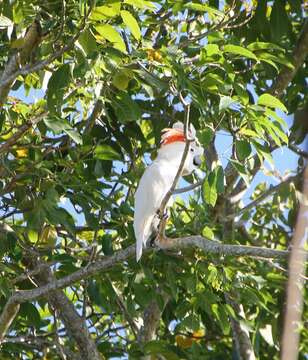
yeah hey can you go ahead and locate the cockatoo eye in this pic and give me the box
[190,148,194,152]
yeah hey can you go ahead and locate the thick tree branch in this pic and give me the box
[138,289,170,359]
[0,302,20,343]
[281,164,308,360]
[0,239,292,343]
[225,293,256,360]
[270,19,308,97]
[0,20,42,106]
[32,257,102,360]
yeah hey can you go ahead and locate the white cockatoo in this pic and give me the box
[134,121,203,261]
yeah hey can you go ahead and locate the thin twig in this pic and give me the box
[224,172,302,221]
[0,112,47,155]
[173,180,203,194]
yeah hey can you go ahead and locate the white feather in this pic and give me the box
[134,161,171,261]
[134,124,203,261]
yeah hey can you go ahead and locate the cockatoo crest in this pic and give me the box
[160,122,196,146]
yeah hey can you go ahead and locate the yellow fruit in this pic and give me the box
[146,48,163,62]
[16,148,28,158]
[175,329,205,348]
[192,328,205,342]
[175,335,193,349]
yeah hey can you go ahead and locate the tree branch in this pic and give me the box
[138,289,169,343]
[0,301,20,343]
[0,3,92,106]
[173,180,203,194]
[225,293,256,360]
[138,288,170,359]
[224,172,301,221]
[269,19,308,97]
[33,258,102,360]
[0,20,42,106]
[281,164,308,360]
[0,112,47,155]
[288,143,308,158]
[0,238,294,343]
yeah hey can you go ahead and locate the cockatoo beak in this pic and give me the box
[193,155,202,166]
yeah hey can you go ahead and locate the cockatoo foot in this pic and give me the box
[156,209,169,221]
[147,232,158,248]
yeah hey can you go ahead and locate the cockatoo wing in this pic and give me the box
[134,162,167,261]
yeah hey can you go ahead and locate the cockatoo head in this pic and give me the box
[158,121,203,175]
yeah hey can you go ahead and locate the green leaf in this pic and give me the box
[95,24,126,53]
[202,174,217,207]
[78,29,98,55]
[257,93,287,113]
[44,117,67,132]
[270,0,290,42]
[257,52,294,69]
[239,127,259,138]
[94,145,122,161]
[230,160,250,187]
[120,10,141,41]
[91,5,119,19]
[45,206,76,234]
[44,117,82,144]
[112,92,141,122]
[247,42,284,52]
[202,73,224,93]
[198,127,214,147]
[47,64,71,111]
[236,140,252,161]
[264,108,287,128]
[234,83,249,106]
[26,201,46,230]
[112,71,130,90]
[21,303,41,328]
[124,0,156,9]
[47,64,71,93]
[63,128,82,145]
[224,44,258,61]
[184,3,223,17]
[252,141,274,166]
[216,166,225,194]
[202,226,214,240]
[204,44,220,56]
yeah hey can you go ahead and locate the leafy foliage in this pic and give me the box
[0,0,307,359]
